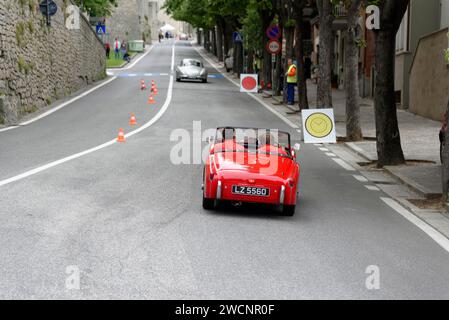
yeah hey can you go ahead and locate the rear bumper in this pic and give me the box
[205,179,297,206]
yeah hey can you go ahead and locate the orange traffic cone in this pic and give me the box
[140,79,146,90]
[117,128,126,142]
[129,113,137,125]
[147,95,155,104]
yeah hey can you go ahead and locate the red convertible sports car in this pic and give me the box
[202,127,300,216]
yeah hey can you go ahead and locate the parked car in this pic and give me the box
[202,127,300,216]
[176,59,208,83]
[179,33,188,40]
[224,48,233,72]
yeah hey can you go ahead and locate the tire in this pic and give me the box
[202,79,207,83]
[202,196,215,210]
[176,78,181,82]
[282,205,296,216]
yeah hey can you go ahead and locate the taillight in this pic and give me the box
[288,179,295,187]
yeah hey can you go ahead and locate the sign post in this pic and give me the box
[301,109,337,144]
[266,39,281,92]
[39,0,58,26]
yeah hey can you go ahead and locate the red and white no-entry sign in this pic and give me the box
[266,39,281,55]
[240,74,258,93]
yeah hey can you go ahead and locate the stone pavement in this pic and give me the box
[270,80,443,200]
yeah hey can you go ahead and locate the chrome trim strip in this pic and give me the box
[217,181,222,200]
[280,185,285,205]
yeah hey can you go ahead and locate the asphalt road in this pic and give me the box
[1,40,449,299]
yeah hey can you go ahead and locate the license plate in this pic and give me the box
[232,185,270,197]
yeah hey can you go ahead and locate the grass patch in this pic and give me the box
[106,51,137,68]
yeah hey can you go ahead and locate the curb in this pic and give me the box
[344,141,375,162]
[384,166,442,200]
[343,141,442,200]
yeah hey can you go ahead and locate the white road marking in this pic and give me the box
[381,197,449,252]
[171,41,176,72]
[365,185,380,191]
[193,44,299,130]
[0,126,19,133]
[325,152,336,157]
[332,158,356,171]
[19,76,117,126]
[0,44,176,188]
[314,144,322,147]
[319,147,329,152]
[353,175,369,183]
[0,47,158,131]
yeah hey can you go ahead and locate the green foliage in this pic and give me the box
[241,1,263,51]
[15,22,26,48]
[17,56,35,74]
[27,20,34,33]
[73,0,117,17]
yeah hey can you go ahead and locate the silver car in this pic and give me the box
[176,59,208,83]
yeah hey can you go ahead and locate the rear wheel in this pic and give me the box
[202,196,215,210]
[176,78,181,82]
[202,78,207,83]
[282,205,296,216]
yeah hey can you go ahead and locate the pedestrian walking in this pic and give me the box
[105,42,111,59]
[114,38,121,60]
[286,58,297,105]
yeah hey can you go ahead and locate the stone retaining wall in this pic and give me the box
[0,0,106,124]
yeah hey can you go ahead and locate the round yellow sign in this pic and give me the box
[305,113,333,138]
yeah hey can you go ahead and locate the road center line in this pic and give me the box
[0,44,176,188]
[381,197,449,252]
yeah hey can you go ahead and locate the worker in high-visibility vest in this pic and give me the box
[286,58,297,105]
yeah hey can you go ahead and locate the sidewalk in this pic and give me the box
[272,81,443,200]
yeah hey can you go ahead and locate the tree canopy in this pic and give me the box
[73,0,117,17]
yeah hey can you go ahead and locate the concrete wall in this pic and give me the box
[441,0,449,29]
[395,0,442,109]
[0,0,106,125]
[409,28,449,121]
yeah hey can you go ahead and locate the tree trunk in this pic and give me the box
[316,0,334,108]
[283,26,294,104]
[248,49,254,74]
[211,27,217,56]
[260,9,275,89]
[197,29,202,46]
[295,8,309,110]
[345,0,363,141]
[273,19,283,96]
[374,28,405,166]
[442,100,449,202]
[216,22,224,62]
[373,0,408,167]
[235,41,244,77]
[204,29,209,50]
